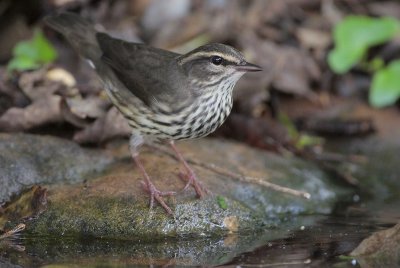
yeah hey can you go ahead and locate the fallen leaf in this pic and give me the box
[46,67,76,87]
[239,32,320,97]
[65,96,110,119]
[0,186,47,230]
[0,94,63,132]
[74,107,131,143]
[296,27,331,51]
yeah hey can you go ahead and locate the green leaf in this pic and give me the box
[295,134,323,150]
[7,28,57,72]
[337,255,356,261]
[33,29,57,63]
[328,45,365,74]
[216,196,228,210]
[278,113,323,150]
[368,57,385,72]
[370,60,400,108]
[329,16,400,74]
[278,113,298,139]
[7,56,40,72]
[13,41,39,60]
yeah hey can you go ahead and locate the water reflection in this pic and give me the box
[1,213,398,267]
[224,215,397,267]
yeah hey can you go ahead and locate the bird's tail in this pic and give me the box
[44,12,102,62]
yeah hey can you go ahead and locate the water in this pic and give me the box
[1,209,397,267]
[225,215,397,267]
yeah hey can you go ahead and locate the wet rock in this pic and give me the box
[11,138,351,239]
[0,133,114,203]
[351,222,400,267]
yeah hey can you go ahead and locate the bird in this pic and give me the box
[45,12,262,214]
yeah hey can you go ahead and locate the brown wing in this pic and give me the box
[97,33,194,109]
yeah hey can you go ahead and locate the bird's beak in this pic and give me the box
[235,61,262,72]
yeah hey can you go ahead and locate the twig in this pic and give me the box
[147,144,311,200]
[0,223,25,240]
[235,258,311,267]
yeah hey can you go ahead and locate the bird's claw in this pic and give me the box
[140,180,175,215]
[178,170,209,198]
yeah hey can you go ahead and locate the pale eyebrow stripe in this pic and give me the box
[179,51,239,65]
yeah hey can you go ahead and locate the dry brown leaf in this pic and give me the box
[0,186,47,231]
[18,68,56,100]
[0,95,63,132]
[296,28,331,51]
[239,33,320,97]
[46,67,77,88]
[0,65,113,131]
[65,96,109,119]
[217,113,289,152]
[74,107,131,143]
[369,1,400,19]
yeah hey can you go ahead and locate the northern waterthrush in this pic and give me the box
[45,12,262,214]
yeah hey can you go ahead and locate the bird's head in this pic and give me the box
[177,43,262,91]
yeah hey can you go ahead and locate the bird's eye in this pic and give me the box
[211,56,223,65]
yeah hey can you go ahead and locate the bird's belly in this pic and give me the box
[177,109,230,140]
[166,93,233,140]
[131,98,232,141]
[105,83,233,141]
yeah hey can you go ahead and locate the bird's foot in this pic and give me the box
[141,180,175,215]
[169,140,209,198]
[133,153,175,215]
[178,168,209,198]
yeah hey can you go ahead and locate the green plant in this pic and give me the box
[278,113,323,150]
[7,29,57,72]
[216,196,228,210]
[328,16,400,108]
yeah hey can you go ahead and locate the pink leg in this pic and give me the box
[169,141,208,198]
[133,155,175,214]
